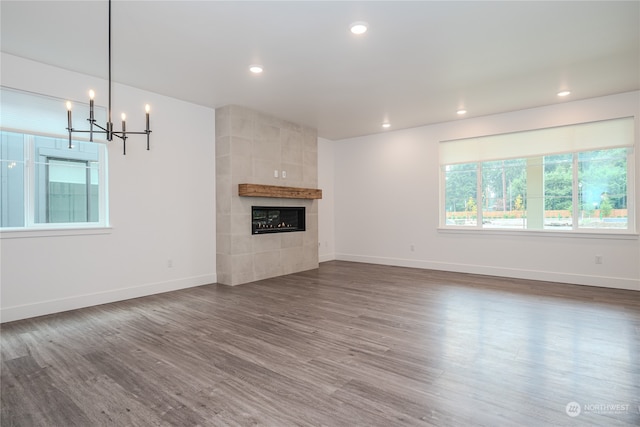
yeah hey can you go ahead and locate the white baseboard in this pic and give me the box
[1,274,217,323]
[335,253,640,291]
[319,253,336,263]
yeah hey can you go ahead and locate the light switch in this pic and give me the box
[274,170,279,178]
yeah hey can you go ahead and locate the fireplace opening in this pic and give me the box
[252,206,306,235]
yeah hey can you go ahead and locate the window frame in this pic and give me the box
[0,131,110,236]
[439,126,636,236]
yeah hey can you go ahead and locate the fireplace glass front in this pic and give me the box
[252,206,306,235]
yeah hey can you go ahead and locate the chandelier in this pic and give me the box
[65,0,150,155]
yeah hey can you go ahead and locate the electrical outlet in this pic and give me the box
[282,170,287,179]
[595,255,603,264]
[167,259,173,268]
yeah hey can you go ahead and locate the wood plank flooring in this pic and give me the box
[2,261,639,426]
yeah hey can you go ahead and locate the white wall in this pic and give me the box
[332,92,640,291]
[318,137,335,262]
[0,54,217,322]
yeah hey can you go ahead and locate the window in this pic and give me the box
[440,118,635,233]
[0,87,108,230]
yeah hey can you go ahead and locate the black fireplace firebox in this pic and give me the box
[252,206,306,235]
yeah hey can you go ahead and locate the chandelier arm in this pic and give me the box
[112,131,149,136]
[68,130,106,135]
[90,121,109,133]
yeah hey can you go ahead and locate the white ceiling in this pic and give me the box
[1,1,639,140]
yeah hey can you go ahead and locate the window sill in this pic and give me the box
[0,226,112,239]
[437,227,638,240]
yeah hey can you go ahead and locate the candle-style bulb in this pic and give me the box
[121,113,126,121]
[66,101,72,111]
[88,90,95,123]
[145,104,150,113]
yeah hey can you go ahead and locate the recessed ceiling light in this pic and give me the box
[382,123,391,129]
[557,90,571,97]
[350,21,368,35]
[457,109,467,115]
[249,65,263,74]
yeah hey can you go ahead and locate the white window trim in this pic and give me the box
[437,227,639,240]
[0,226,113,239]
[1,133,110,233]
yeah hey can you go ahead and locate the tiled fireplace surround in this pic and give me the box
[215,106,319,286]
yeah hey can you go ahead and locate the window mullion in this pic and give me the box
[572,153,579,230]
[24,135,35,227]
[477,163,483,228]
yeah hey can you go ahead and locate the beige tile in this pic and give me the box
[216,272,231,285]
[282,129,303,164]
[216,194,231,215]
[281,247,305,273]
[231,154,253,178]
[254,121,281,140]
[302,150,317,167]
[282,119,303,133]
[216,135,231,157]
[231,174,254,187]
[231,253,254,273]
[230,116,254,139]
[228,105,255,119]
[231,269,255,286]
[303,127,318,151]
[253,158,281,183]
[215,105,232,117]
[216,174,232,194]
[254,251,281,276]
[216,233,231,255]
[254,110,285,130]
[216,185,231,208]
[253,234,281,252]
[281,163,303,185]
[307,201,319,214]
[216,253,231,275]
[231,235,253,255]
[231,196,253,215]
[215,109,230,138]
[216,214,230,235]
[304,214,318,233]
[281,232,303,249]
[303,243,319,267]
[216,154,231,177]
[302,163,318,186]
[230,136,252,156]
[303,219,318,247]
[252,138,281,162]
[231,213,251,235]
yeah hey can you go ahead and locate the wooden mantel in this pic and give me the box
[238,184,322,200]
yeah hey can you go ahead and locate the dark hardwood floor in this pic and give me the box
[2,261,639,426]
